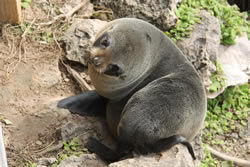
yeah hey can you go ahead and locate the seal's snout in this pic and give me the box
[91,56,102,67]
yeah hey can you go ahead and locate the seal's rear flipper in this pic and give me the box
[85,137,133,162]
[57,90,107,117]
[85,137,120,162]
[148,135,196,160]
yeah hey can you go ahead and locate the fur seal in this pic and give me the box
[58,18,207,162]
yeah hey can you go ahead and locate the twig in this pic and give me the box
[207,145,250,167]
[38,0,88,26]
[61,60,93,91]
[36,141,63,155]
[94,10,113,14]
[93,6,112,10]
[6,18,36,75]
[22,18,36,39]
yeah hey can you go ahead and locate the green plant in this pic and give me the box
[21,0,32,9]
[203,83,249,143]
[165,2,200,43]
[52,138,87,166]
[201,84,248,166]
[194,0,249,45]
[201,143,234,167]
[200,144,218,167]
[25,162,37,167]
[208,61,226,93]
[166,0,250,45]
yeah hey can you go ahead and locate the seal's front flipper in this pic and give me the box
[57,90,107,117]
[147,135,196,160]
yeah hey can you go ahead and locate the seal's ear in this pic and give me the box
[145,33,152,42]
[93,33,110,49]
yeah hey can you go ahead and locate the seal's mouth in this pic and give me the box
[89,54,124,78]
[103,64,124,77]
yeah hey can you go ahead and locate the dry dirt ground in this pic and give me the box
[0,31,80,166]
[0,1,87,166]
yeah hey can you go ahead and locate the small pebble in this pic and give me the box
[64,78,70,82]
[36,140,43,146]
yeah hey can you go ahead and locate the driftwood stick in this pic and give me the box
[207,145,250,167]
[61,61,92,91]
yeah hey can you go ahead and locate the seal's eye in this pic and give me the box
[93,32,110,49]
[100,38,110,48]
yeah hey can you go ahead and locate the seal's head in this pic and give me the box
[89,31,125,78]
[88,19,160,100]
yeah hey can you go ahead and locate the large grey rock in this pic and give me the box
[177,10,221,90]
[60,0,93,17]
[218,34,250,87]
[58,154,106,167]
[109,133,202,167]
[37,157,57,166]
[60,19,107,66]
[58,117,202,167]
[109,145,194,167]
[57,118,203,167]
[94,0,181,30]
[60,117,116,149]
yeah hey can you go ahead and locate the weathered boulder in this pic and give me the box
[37,157,57,167]
[218,34,250,87]
[57,116,203,167]
[93,0,181,30]
[58,154,106,167]
[177,10,221,90]
[60,0,93,18]
[60,118,115,149]
[108,145,194,167]
[60,19,107,66]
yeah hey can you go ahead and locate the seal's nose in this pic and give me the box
[91,56,101,67]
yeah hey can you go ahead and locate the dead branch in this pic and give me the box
[37,141,63,155]
[207,145,250,167]
[22,18,36,39]
[61,60,93,91]
[94,10,113,14]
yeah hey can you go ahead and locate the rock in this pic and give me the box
[60,0,93,18]
[107,134,203,167]
[59,119,203,167]
[177,10,221,90]
[55,137,202,167]
[58,154,106,167]
[60,117,116,149]
[34,99,71,121]
[60,19,107,66]
[218,34,250,87]
[109,145,195,167]
[37,157,57,166]
[35,140,43,146]
[94,0,181,30]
